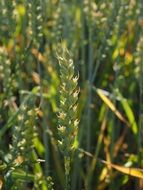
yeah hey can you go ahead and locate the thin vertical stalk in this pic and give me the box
[86,26,93,160]
[37,50,50,179]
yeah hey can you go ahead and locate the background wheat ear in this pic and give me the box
[56,46,80,190]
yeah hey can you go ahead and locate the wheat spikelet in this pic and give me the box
[57,46,79,189]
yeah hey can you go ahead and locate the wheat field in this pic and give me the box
[0,1,143,190]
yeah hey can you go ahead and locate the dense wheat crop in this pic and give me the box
[0,0,143,190]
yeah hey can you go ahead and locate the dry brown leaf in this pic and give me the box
[101,159,143,179]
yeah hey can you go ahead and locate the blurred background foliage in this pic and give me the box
[0,0,143,189]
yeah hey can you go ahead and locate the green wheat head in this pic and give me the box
[11,105,37,164]
[57,46,79,188]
